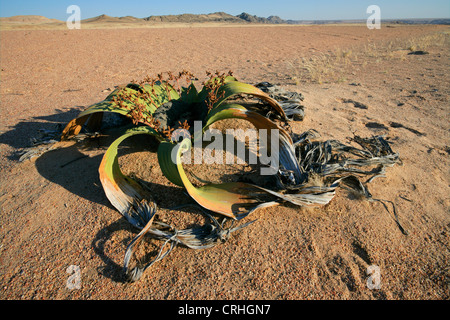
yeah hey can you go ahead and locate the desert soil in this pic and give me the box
[0,24,449,300]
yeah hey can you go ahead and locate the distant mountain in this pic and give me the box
[80,11,288,24]
[237,12,285,24]
[81,14,119,23]
[144,12,242,23]
[0,15,62,24]
[2,12,449,27]
[81,14,142,23]
[79,13,450,26]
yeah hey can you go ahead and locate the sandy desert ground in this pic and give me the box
[0,23,449,300]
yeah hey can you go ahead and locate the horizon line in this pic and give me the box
[1,12,449,22]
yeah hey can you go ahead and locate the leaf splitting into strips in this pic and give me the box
[146,208,259,250]
[97,126,169,282]
[174,138,280,220]
[99,126,259,282]
[203,103,304,185]
[124,208,259,282]
[98,126,163,228]
[254,184,338,207]
[173,135,338,211]
[123,205,173,282]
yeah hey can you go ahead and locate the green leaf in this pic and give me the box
[173,138,280,220]
[202,103,303,184]
[61,82,178,140]
[212,81,287,120]
[157,141,183,187]
[196,75,237,102]
[179,82,198,105]
[98,126,163,227]
[203,103,248,130]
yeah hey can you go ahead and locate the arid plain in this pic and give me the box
[0,21,449,299]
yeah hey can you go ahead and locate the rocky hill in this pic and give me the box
[144,12,243,23]
[79,11,288,24]
[0,15,62,24]
[81,14,142,23]
[236,12,285,24]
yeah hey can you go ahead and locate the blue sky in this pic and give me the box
[1,0,449,20]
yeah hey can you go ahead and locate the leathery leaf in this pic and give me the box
[211,81,288,120]
[203,103,304,185]
[98,126,163,228]
[61,82,179,140]
[174,138,280,220]
[157,141,183,187]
